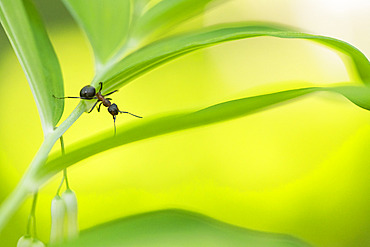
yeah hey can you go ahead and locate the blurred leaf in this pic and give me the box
[96,23,370,93]
[38,85,370,180]
[52,209,312,247]
[0,0,64,134]
[131,0,226,42]
[62,0,132,66]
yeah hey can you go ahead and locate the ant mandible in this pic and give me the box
[54,82,142,135]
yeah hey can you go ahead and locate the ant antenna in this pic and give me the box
[118,111,143,118]
[52,95,93,100]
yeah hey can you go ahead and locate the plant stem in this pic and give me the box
[55,175,64,196]
[64,169,70,189]
[0,183,28,233]
[26,192,38,237]
[32,193,38,238]
[60,136,70,189]
[56,136,69,195]
[0,102,86,233]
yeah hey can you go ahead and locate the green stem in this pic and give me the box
[60,135,66,156]
[64,168,70,189]
[0,102,86,233]
[0,184,28,234]
[55,175,64,196]
[26,192,38,237]
[32,193,37,238]
[56,136,69,196]
[60,136,70,189]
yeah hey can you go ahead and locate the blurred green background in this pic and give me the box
[0,0,369,246]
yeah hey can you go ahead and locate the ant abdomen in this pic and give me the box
[80,85,96,99]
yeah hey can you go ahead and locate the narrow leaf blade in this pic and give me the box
[97,24,370,93]
[52,209,311,247]
[0,0,64,133]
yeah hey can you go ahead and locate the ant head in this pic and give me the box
[108,103,119,116]
[80,85,96,98]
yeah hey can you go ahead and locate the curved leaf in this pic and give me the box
[37,85,370,180]
[62,0,132,66]
[327,86,370,110]
[95,23,370,93]
[0,0,64,134]
[52,209,312,247]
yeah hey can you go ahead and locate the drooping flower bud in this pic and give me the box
[61,189,79,239]
[17,236,32,247]
[31,239,46,247]
[50,195,65,244]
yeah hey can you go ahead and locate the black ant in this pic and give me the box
[54,82,142,135]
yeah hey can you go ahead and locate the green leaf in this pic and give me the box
[52,209,312,247]
[0,0,64,134]
[61,0,132,66]
[96,23,370,93]
[131,0,226,42]
[326,86,370,110]
[37,85,370,180]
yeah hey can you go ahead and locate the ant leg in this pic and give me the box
[88,101,99,113]
[53,95,97,100]
[103,90,118,97]
[97,102,103,112]
[113,115,117,136]
[119,111,143,118]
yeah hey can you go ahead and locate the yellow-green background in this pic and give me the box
[0,0,369,246]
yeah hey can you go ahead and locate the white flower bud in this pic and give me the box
[17,236,32,247]
[50,195,65,244]
[61,189,79,240]
[31,239,45,247]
